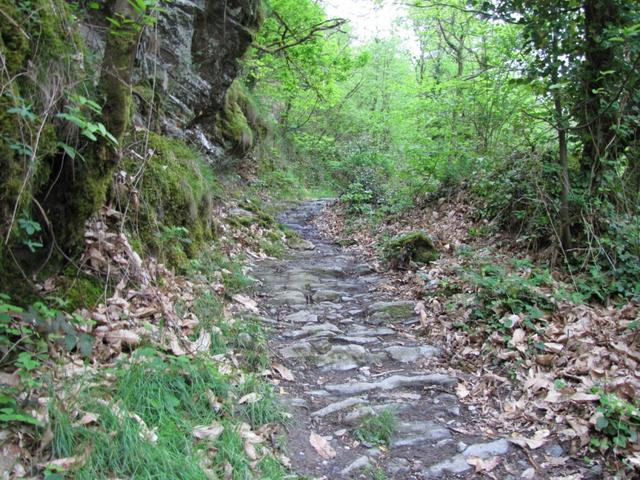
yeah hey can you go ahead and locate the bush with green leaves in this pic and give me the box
[575,210,640,301]
[332,149,393,214]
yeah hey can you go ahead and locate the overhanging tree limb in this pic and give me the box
[253,16,347,55]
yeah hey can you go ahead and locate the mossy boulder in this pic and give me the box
[383,231,439,269]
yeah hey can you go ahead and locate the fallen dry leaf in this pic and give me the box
[309,431,336,459]
[232,294,259,313]
[456,382,470,399]
[272,364,295,381]
[76,412,99,426]
[105,329,140,348]
[238,392,261,404]
[467,455,501,472]
[41,445,91,471]
[509,429,550,449]
[193,422,224,442]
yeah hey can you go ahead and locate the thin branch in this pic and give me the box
[254,17,347,55]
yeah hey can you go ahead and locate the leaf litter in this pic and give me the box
[315,196,640,477]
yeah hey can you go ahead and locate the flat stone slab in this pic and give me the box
[283,322,343,339]
[422,439,510,478]
[317,345,368,371]
[313,290,343,302]
[311,396,368,418]
[368,300,415,321]
[325,374,456,395]
[334,335,378,345]
[347,327,396,336]
[385,345,442,362]
[272,291,307,306]
[279,341,314,359]
[285,311,318,323]
[391,421,451,447]
[340,455,370,477]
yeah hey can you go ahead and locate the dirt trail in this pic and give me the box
[251,201,546,479]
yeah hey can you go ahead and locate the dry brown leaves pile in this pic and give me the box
[315,197,640,473]
[36,201,286,361]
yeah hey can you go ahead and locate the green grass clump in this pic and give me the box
[188,247,253,293]
[353,410,396,446]
[235,375,289,428]
[43,313,293,480]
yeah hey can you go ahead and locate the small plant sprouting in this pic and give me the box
[590,388,640,453]
[353,410,396,446]
[56,94,118,145]
[18,215,43,252]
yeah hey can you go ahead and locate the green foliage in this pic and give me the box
[0,294,94,365]
[353,410,396,446]
[0,0,80,248]
[363,467,389,480]
[188,247,253,294]
[471,156,558,247]
[56,94,118,144]
[0,393,41,426]
[342,181,374,215]
[57,267,110,311]
[590,388,640,453]
[217,80,263,155]
[123,133,219,265]
[235,375,288,427]
[17,215,43,252]
[42,343,291,479]
[462,260,555,334]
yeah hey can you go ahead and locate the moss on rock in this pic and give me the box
[383,230,439,269]
[0,0,79,240]
[123,133,220,265]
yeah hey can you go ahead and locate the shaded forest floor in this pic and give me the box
[249,199,598,479]
[1,194,637,479]
[307,195,639,478]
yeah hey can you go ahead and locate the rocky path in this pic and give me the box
[251,201,528,479]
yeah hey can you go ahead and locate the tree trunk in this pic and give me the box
[100,0,138,159]
[557,99,571,251]
[552,33,571,251]
[579,0,620,192]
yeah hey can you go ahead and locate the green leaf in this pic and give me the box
[613,435,627,448]
[0,408,41,426]
[57,142,77,159]
[77,334,94,357]
[595,415,609,431]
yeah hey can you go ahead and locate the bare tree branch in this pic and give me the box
[254,16,348,55]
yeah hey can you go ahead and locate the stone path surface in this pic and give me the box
[250,201,540,479]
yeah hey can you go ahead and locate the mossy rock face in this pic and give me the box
[121,132,220,264]
[216,80,255,154]
[0,0,81,242]
[58,268,112,311]
[383,231,439,269]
